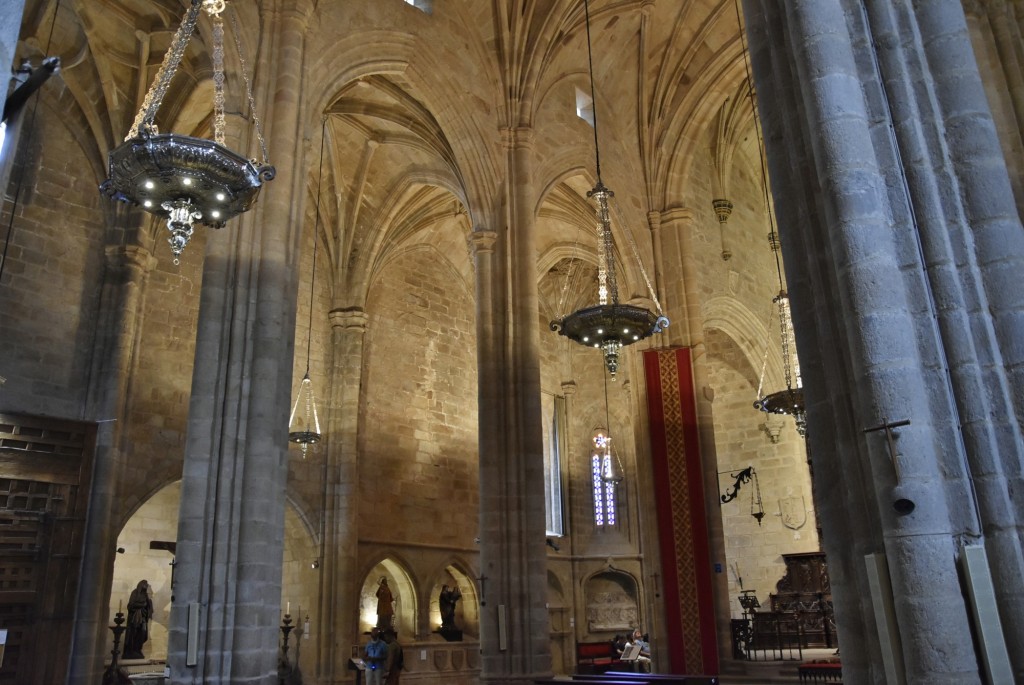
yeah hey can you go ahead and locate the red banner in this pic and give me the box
[643,348,718,675]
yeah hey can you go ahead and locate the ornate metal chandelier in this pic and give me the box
[550,0,668,378]
[754,288,806,436]
[100,0,274,264]
[736,10,806,436]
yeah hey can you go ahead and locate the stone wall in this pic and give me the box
[361,244,478,546]
[0,104,106,418]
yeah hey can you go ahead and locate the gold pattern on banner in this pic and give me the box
[657,350,704,672]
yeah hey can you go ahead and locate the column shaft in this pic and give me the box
[68,240,157,685]
[319,307,368,684]
[166,2,313,683]
[476,125,552,685]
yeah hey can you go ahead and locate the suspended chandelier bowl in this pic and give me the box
[102,132,274,259]
[754,387,807,437]
[99,0,273,263]
[288,430,322,446]
[754,387,804,416]
[552,303,668,375]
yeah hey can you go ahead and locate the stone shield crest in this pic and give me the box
[779,496,807,530]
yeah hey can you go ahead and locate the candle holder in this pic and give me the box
[278,613,295,684]
[101,611,129,685]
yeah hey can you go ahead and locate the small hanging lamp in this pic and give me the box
[550,0,668,378]
[593,427,623,484]
[100,0,274,264]
[598,363,625,483]
[288,121,328,457]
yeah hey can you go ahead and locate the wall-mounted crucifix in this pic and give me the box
[862,418,911,482]
[150,540,177,600]
[477,574,488,607]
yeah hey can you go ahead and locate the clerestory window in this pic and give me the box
[403,0,433,14]
[591,428,617,526]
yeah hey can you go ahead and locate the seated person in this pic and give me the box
[611,634,628,658]
[628,629,652,672]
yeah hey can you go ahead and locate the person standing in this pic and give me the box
[123,580,153,659]
[376,577,395,629]
[383,628,403,685]
[363,627,387,685]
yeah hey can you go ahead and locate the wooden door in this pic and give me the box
[0,413,95,685]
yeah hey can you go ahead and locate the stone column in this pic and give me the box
[743,0,1024,681]
[166,1,314,683]
[867,2,1024,673]
[475,128,551,685]
[319,306,368,684]
[68,238,157,685]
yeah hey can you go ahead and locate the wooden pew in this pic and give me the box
[536,679,645,685]
[583,673,719,685]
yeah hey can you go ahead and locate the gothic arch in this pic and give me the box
[581,568,641,637]
[359,557,418,638]
[703,294,783,391]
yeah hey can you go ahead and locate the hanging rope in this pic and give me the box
[583,0,603,182]
[305,118,328,377]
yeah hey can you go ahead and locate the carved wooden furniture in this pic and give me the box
[0,413,96,685]
[750,552,835,655]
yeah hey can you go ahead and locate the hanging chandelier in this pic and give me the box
[754,288,806,436]
[736,12,805,435]
[288,121,327,457]
[100,0,274,264]
[550,0,668,378]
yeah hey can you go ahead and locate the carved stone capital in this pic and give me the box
[104,244,157,276]
[468,230,498,256]
[646,210,662,233]
[560,380,578,396]
[329,307,369,332]
[500,126,534,150]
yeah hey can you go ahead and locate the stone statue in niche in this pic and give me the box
[439,583,464,641]
[123,580,153,659]
[376,577,395,629]
[439,584,462,630]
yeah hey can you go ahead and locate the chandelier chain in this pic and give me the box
[754,301,775,400]
[128,0,204,139]
[306,119,328,374]
[211,14,226,146]
[230,10,270,164]
[609,200,664,315]
[555,226,583,318]
[776,293,795,389]
[594,189,616,305]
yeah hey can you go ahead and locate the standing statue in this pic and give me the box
[439,584,462,631]
[376,577,395,629]
[123,580,153,659]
